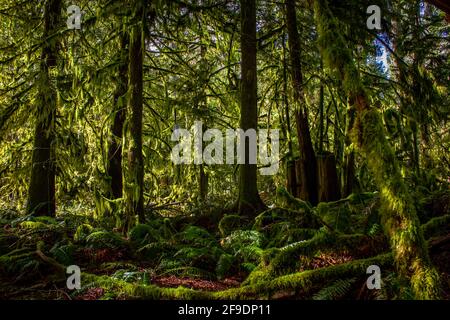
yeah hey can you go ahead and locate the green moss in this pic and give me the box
[74,224,94,242]
[356,109,440,298]
[33,216,58,225]
[19,221,48,230]
[218,214,244,237]
[313,0,441,299]
[316,202,352,233]
[128,224,158,245]
[81,272,212,300]
[85,231,127,249]
[276,187,312,212]
[411,265,441,300]
[80,253,393,300]
[215,253,393,299]
[421,214,450,239]
[0,249,39,277]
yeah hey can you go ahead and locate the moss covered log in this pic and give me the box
[80,253,393,300]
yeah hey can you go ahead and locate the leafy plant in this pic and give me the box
[313,278,357,300]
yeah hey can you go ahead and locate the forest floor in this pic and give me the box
[0,188,449,300]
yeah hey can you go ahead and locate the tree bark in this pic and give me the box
[237,0,265,216]
[125,1,145,226]
[285,0,318,205]
[317,152,340,202]
[27,0,61,217]
[107,31,129,200]
[343,106,358,197]
[282,33,297,196]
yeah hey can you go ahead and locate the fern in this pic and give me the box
[158,266,215,280]
[112,269,150,284]
[74,224,94,242]
[216,253,235,279]
[177,226,217,247]
[0,250,40,279]
[313,278,357,300]
[240,262,257,272]
[221,230,264,254]
[137,242,175,260]
[50,243,76,266]
[235,245,263,263]
[367,223,382,236]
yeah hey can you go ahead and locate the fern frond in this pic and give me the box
[312,278,357,300]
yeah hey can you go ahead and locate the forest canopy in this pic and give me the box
[0,0,449,301]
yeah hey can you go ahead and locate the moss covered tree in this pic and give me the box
[124,0,145,227]
[27,0,62,216]
[313,0,440,299]
[107,28,129,200]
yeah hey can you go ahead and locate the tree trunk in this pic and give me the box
[237,0,265,216]
[125,1,145,227]
[314,0,440,299]
[343,106,358,197]
[198,44,209,201]
[27,0,61,217]
[317,152,340,202]
[286,159,297,197]
[107,31,129,200]
[281,33,297,196]
[285,0,318,205]
[199,164,208,201]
